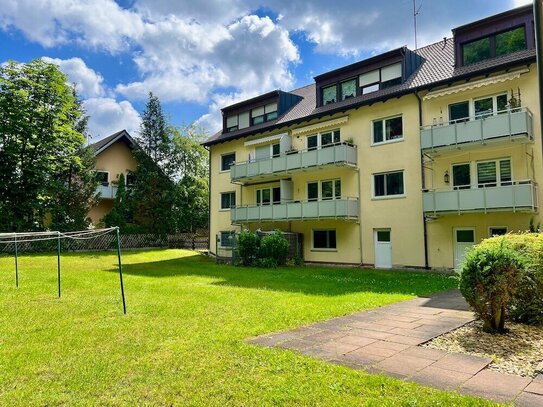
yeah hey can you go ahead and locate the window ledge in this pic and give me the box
[311,249,338,252]
[371,195,406,201]
[219,170,231,174]
[371,138,405,147]
[219,209,231,212]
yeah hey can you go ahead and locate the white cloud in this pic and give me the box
[41,56,106,98]
[512,0,532,7]
[83,98,141,141]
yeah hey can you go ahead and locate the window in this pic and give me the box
[359,63,402,95]
[476,158,512,188]
[307,129,340,150]
[474,94,508,118]
[226,115,238,132]
[452,163,471,189]
[374,171,404,197]
[220,192,236,210]
[449,101,470,123]
[256,186,280,205]
[126,173,135,186]
[372,116,403,144]
[340,79,356,100]
[376,230,391,242]
[462,26,527,66]
[313,230,337,250]
[221,153,236,171]
[219,231,236,248]
[95,171,109,186]
[496,26,526,57]
[251,103,278,125]
[322,85,337,105]
[489,227,508,237]
[307,179,341,201]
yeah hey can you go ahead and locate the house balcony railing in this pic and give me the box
[97,184,118,199]
[231,197,359,224]
[420,107,533,153]
[422,180,538,216]
[230,142,357,184]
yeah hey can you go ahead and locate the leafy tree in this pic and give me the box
[0,59,94,231]
[129,93,177,234]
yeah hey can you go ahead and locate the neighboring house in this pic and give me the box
[204,4,543,270]
[88,130,138,225]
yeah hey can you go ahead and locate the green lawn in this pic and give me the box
[0,249,494,406]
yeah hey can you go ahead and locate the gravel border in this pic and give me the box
[423,320,543,377]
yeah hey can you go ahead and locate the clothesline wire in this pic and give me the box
[0,228,118,244]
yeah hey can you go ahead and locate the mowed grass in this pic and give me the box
[0,249,493,406]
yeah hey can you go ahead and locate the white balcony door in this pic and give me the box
[454,228,475,271]
[374,229,392,269]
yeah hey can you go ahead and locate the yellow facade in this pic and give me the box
[88,140,137,225]
[209,65,541,270]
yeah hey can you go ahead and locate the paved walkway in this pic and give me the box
[248,290,543,406]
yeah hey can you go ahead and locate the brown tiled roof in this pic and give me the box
[203,37,536,147]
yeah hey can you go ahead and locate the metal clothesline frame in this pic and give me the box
[0,227,126,314]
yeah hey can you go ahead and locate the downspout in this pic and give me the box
[357,168,363,266]
[535,0,543,153]
[204,145,213,256]
[415,91,430,270]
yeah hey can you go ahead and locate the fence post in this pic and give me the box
[57,231,61,298]
[14,234,19,288]
[116,227,127,314]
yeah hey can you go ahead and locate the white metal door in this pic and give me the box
[374,229,392,269]
[454,228,476,271]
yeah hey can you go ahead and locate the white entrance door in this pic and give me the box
[454,228,476,271]
[374,229,392,269]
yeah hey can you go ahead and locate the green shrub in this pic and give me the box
[237,230,259,266]
[255,257,277,268]
[260,230,289,266]
[459,240,524,333]
[481,233,543,326]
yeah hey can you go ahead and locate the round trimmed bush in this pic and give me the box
[459,240,524,333]
[237,230,259,266]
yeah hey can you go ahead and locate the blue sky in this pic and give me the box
[0,0,531,141]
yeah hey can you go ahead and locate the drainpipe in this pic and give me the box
[416,92,430,270]
[204,145,213,256]
[535,0,543,153]
[357,168,363,266]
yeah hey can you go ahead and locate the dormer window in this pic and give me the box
[462,26,526,66]
[322,85,337,105]
[359,62,402,95]
[251,103,278,125]
[340,79,356,100]
[226,112,250,132]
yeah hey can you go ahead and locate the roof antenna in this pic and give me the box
[413,0,423,50]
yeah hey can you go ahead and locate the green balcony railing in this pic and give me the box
[423,180,538,215]
[231,142,357,183]
[420,108,533,152]
[231,197,359,224]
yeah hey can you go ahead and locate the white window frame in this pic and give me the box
[220,152,236,173]
[371,114,404,146]
[489,226,508,237]
[372,170,405,199]
[256,185,281,206]
[312,229,337,251]
[476,157,512,188]
[307,178,341,201]
[220,191,236,211]
[306,129,341,149]
[447,91,509,123]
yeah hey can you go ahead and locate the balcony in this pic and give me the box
[420,108,533,154]
[423,180,538,216]
[231,197,359,224]
[97,184,118,199]
[231,142,357,184]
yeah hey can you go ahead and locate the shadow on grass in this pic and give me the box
[113,253,457,298]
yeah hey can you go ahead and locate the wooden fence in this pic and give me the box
[0,233,209,253]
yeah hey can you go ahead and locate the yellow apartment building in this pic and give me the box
[204,4,542,270]
[88,130,138,225]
